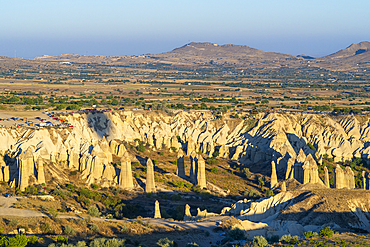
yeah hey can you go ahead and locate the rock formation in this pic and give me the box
[324,166,330,188]
[119,152,134,189]
[281,181,286,192]
[36,156,45,185]
[334,165,344,189]
[18,147,35,191]
[154,200,161,218]
[196,154,207,189]
[184,204,192,220]
[145,158,156,193]
[270,161,277,189]
[362,171,366,190]
[4,110,370,191]
[187,136,195,156]
[176,149,185,178]
[189,151,197,183]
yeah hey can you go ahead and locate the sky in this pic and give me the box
[1,0,369,59]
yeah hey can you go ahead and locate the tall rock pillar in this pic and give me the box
[324,166,330,188]
[187,136,195,156]
[334,165,344,189]
[119,152,134,189]
[145,158,156,193]
[270,161,277,189]
[18,147,34,191]
[36,156,46,185]
[196,154,207,189]
[190,151,197,183]
[176,149,185,178]
[362,171,366,190]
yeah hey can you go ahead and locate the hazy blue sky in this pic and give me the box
[1,0,369,58]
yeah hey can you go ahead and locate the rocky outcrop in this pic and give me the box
[3,111,370,190]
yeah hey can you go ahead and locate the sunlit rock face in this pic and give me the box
[1,110,370,190]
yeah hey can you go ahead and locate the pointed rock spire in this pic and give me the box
[119,152,134,189]
[270,161,277,189]
[324,166,330,188]
[145,158,156,193]
[196,154,207,189]
[154,200,161,218]
[176,149,185,178]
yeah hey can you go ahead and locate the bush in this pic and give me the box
[64,225,76,235]
[279,234,293,243]
[87,206,101,217]
[137,144,146,152]
[7,219,18,227]
[242,168,251,178]
[159,151,164,156]
[228,228,245,240]
[185,243,200,247]
[303,231,318,238]
[28,236,42,245]
[90,224,100,233]
[6,235,29,247]
[319,226,334,238]
[253,236,269,247]
[244,189,261,199]
[307,143,316,150]
[89,238,126,247]
[56,235,69,244]
[210,167,218,174]
[40,223,53,234]
[156,238,177,247]
[264,189,274,197]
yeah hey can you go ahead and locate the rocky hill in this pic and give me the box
[31,41,370,70]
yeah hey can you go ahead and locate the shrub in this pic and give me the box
[40,223,53,234]
[137,144,145,152]
[7,219,18,227]
[159,151,164,156]
[319,226,334,238]
[64,225,76,235]
[210,167,218,174]
[228,228,245,240]
[303,231,318,238]
[56,235,69,244]
[242,168,251,178]
[89,238,126,247]
[6,235,29,247]
[87,206,101,217]
[264,189,274,197]
[156,238,177,247]
[0,227,3,234]
[91,184,99,189]
[185,243,200,247]
[307,143,316,150]
[28,236,42,245]
[90,224,100,233]
[244,189,260,199]
[253,236,269,247]
[279,234,293,243]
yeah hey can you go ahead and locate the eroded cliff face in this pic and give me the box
[1,110,370,190]
[221,190,370,234]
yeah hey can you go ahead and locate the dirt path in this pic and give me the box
[0,196,47,217]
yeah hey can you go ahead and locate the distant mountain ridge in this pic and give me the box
[30,41,370,70]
